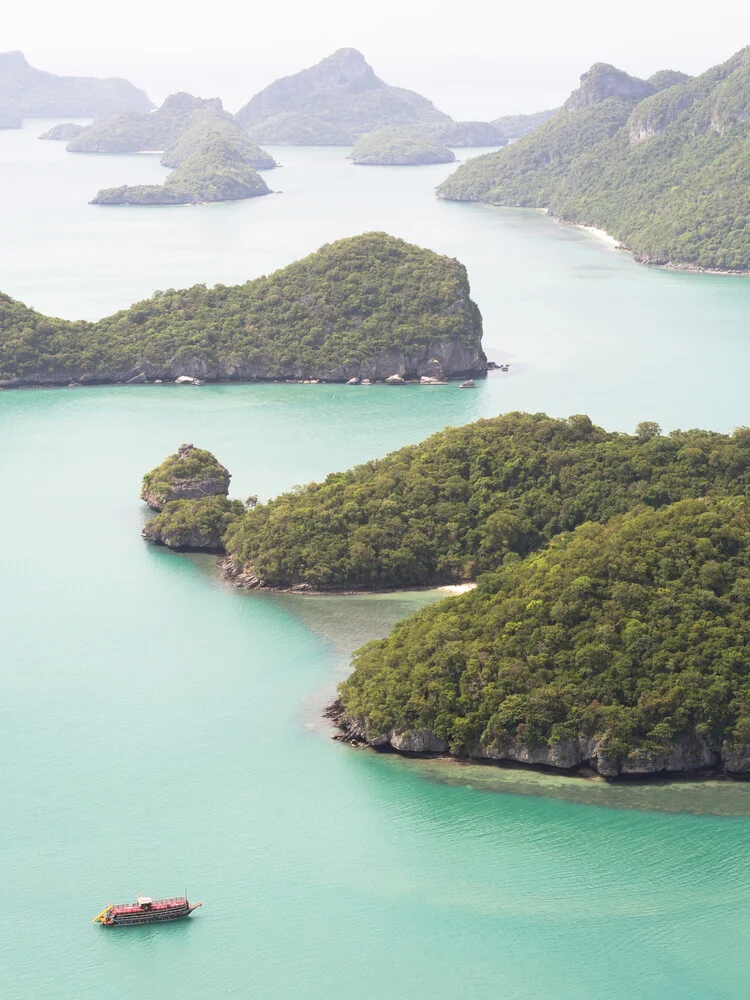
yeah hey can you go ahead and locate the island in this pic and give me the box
[235,47,449,143]
[0,49,152,116]
[332,494,750,778]
[0,232,486,386]
[350,127,456,165]
[135,411,750,779]
[91,119,272,205]
[141,443,231,510]
[38,122,87,140]
[490,108,557,140]
[160,117,275,170]
[67,92,228,153]
[438,48,750,272]
[415,121,507,147]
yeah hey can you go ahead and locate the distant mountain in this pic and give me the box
[236,48,448,143]
[490,109,556,140]
[438,49,750,271]
[0,50,151,117]
[245,111,352,145]
[67,93,226,153]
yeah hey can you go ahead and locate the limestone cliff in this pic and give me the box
[331,706,750,778]
[140,444,231,511]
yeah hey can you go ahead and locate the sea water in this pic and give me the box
[2,121,750,999]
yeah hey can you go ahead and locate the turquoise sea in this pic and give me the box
[2,121,750,999]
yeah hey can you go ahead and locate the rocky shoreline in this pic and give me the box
[1,366,494,391]
[327,700,750,779]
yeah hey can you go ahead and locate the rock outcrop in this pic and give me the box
[140,444,231,511]
[563,63,655,112]
[0,50,152,117]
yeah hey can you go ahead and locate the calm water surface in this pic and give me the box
[2,122,750,999]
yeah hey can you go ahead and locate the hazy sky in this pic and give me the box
[5,0,750,118]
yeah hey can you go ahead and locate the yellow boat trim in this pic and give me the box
[92,906,112,923]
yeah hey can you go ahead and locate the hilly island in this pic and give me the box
[0,233,485,386]
[139,412,750,779]
[438,47,750,271]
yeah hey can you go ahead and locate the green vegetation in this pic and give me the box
[38,122,86,140]
[339,497,750,769]
[351,127,455,165]
[67,93,225,153]
[0,233,484,385]
[412,121,506,147]
[236,48,448,143]
[490,109,556,140]
[223,412,750,590]
[439,48,750,270]
[143,496,245,550]
[141,444,230,510]
[161,118,275,170]
[92,123,271,205]
[246,111,352,145]
[0,49,151,116]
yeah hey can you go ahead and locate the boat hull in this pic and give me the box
[110,905,194,926]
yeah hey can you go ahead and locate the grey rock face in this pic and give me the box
[564,63,655,112]
[140,443,231,511]
[342,721,729,778]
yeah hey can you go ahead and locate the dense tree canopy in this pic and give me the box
[224,412,750,589]
[339,498,750,764]
[351,127,455,165]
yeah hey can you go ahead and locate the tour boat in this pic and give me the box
[93,894,202,926]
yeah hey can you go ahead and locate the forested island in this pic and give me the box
[0,233,485,386]
[235,48,449,143]
[92,118,272,205]
[137,411,750,778]
[38,122,86,140]
[0,50,151,116]
[351,127,456,165]
[438,47,750,271]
